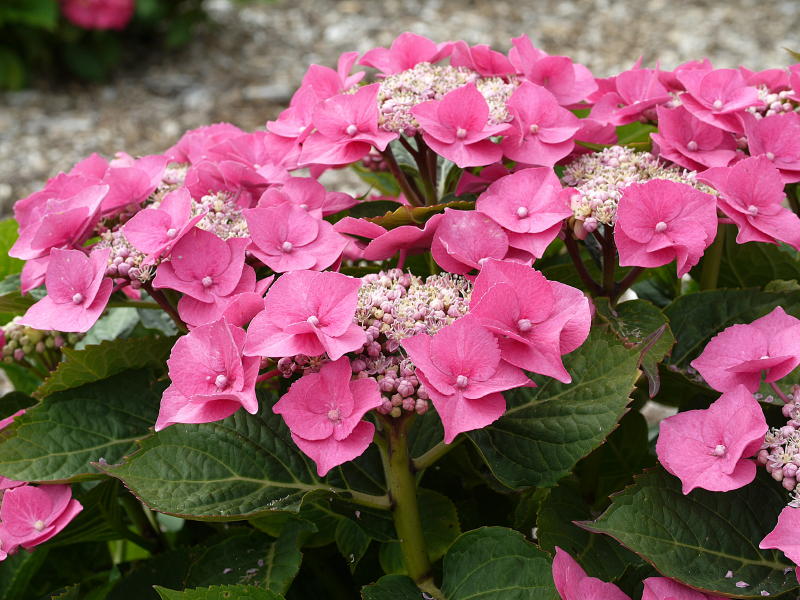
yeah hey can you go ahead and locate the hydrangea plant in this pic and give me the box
[1,31,800,599]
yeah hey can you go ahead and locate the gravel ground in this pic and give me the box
[1,0,798,212]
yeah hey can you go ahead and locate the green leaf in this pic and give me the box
[366,200,474,230]
[0,362,41,396]
[0,548,49,600]
[335,518,372,572]
[0,369,162,482]
[441,527,557,600]
[77,308,142,348]
[467,329,641,488]
[0,391,35,420]
[107,549,193,600]
[35,336,174,399]
[155,586,283,600]
[580,469,799,598]
[50,585,80,600]
[0,219,24,279]
[710,232,800,288]
[102,393,385,520]
[664,289,800,367]
[361,575,420,600]
[351,163,402,197]
[379,489,460,574]
[0,0,58,29]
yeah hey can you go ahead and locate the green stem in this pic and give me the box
[597,228,616,296]
[106,300,161,310]
[412,437,462,472]
[563,233,603,296]
[145,286,187,333]
[788,184,800,216]
[611,266,645,306]
[382,146,424,207]
[700,225,726,291]
[346,490,392,511]
[118,493,164,553]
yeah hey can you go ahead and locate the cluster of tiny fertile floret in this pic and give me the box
[746,87,798,119]
[376,62,517,136]
[562,145,713,229]
[95,229,152,287]
[2,318,81,369]
[190,192,249,240]
[758,385,800,505]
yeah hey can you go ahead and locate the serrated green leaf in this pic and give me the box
[580,469,798,598]
[50,585,80,600]
[336,518,371,572]
[712,233,800,288]
[0,391,35,420]
[107,549,193,600]
[351,163,402,197]
[365,200,473,230]
[0,369,161,482]
[77,308,141,348]
[0,547,49,600]
[35,336,174,398]
[155,585,283,600]
[467,329,640,489]
[361,575,420,600]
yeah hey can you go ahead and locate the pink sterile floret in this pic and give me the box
[411,83,506,168]
[205,130,295,183]
[431,209,518,274]
[614,179,718,277]
[401,314,531,444]
[449,41,515,77]
[0,484,83,559]
[590,67,671,126]
[642,577,727,600]
[700,156,800,249]
[257,177,356,218]
[123,188,205,263]
[469,259,591,383]
[744,112,800,183]
[61,0,134,30]
[760,506,800,565]
[19,248,113,333]
[245,204,347,272]
[690,307,800,393]
[359,32,452,74]
[155,319,260,430]
[476,167,572,259]
[552,547,631,600]
[244,270,366,361]
[677,68,762,133]
[656,384,767,494]
[651,105,739,172]
[299,83,398,166]
[273,357,383,476]
[165,123,244,165]
[301,51,364,101]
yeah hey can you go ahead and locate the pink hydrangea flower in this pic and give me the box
[552,547,631,600]
[655,385,767,494]
[401,314,531,443]
[411,83,506,168]
[476,168,572,258]
[155,319,260,430]
[359,32,452,74]
[165,123,244,165]
[744,112,800,183]
[651,105,739,171]
[590,67,671,126]
[19,248,112,333]
[300,51,364,100]
[760,506,800,565]
[205,131,295,183]
[185,160,275,210]
[178,271,272,329]
[0,484,83,559]
[614,179,718,277]
[677,68,762,133]
[257,177,356,218]
[500,83,579,167]
[642,577,727,600]
[449,41,515,77]
[469,259,591,383]
[273,357,382,476]
[699,156,800,249]
[244,271,365,361]
[99,154,168,217]
[456,163,513,196]
[61,0,134,30]
[431,209,511,274]
[690,307,800,393]
[245,204,347,272]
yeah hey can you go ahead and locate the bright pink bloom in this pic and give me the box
[299,84,398,166]
[476,168,572,258]
[123,188,205,262]
[700,156,800,249]
[431,209,510,274]
[61,0,134,30]
[642,577,726,600]
[178,271,272,329]
[267,84,318,143]
[690,307,800,393]
[155,319,260,430]
[614,179,717,277]
[0,484,83,558]
[469,260,590,382]
[273,357,382,476]
[651,105,739,171]
[20,248,112,333]
[401,314,531,443]
[411,83,506,168]
[656,385,767,494]
[243,271,365,361]
[257,177,356,218]
[590,67,671,126]
[185,160,276,209]
[359,214,443,261]
[500,82,579,166]
[359,33,452,74]
[301,52,364,100]
[165,123,244,165]
[552,547,631,600]
[456,163,512,196]
[99,154,168,217]
[744,112,800,183]
[245,204,346,272]
[206,131,295,182]
[677,68,762,133]
[449,41,514,77]
[760,506,800,565]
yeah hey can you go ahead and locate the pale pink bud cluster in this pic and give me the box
[758,385,800,502]
[190,192,250,240]
[95,229,151,287]
[746,88,797,119]
[1,318,79,369]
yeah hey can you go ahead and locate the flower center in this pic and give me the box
[766,151,776,161]
[516,206,529,218]
[214,374,228,389]
[713,99,724,110]
[281,241,293,253]
[747,205,759,215]
[686,140,698,151]
[517,318,533,332]
[327,408,341,422]
[201,276,213,288]
[72,293,84,304]
[456,127,468,139]
[529,123,539,135]
[712,444,727,457]
[655,221,668,233]
[166,228,177,238]
[307,315,320,326]
[33,519,45,531]
[346,124,358,136]
[455,374,469,389]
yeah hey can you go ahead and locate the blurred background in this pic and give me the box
[1,0,799,215]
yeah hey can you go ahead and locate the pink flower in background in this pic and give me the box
[476,168,572,258]
[690,307,800,393]
[273,357,382,476]
[449,41,515,77]
[642,577,727,600]
[206,131,295,183]
[301,52,364,100]
[155,319,260,430]
[677,68,762,133]
[614,179,717,276]
[411,83,505,168]
[744,112,800,183]
[359,32,452,74]
[61,0,135,31]
[760,506,800,565]
[469,259,591,382]
[19,248,112,333]
[552,547,631,600]
[244,270,365,361]
[700,156,800,249]
[651,105,739,171]
[99,154,168,217]
[165,123,244,165]
[401,314,531,443]
[431,209,511,274]
[656,385,767,494]
[0,484,83,559]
